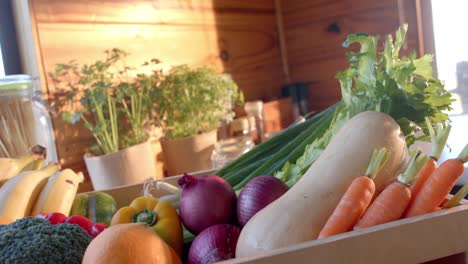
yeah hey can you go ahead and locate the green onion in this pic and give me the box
[233,109,335,190]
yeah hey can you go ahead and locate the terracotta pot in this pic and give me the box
[160,130,217,176]
[84,141,156,190]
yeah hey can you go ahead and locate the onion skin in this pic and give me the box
[188,224,240,264]
[178,174,237,235]
[237,175,288,227]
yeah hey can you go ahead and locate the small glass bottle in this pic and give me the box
[244,100,266,144]
[0,75,58,162]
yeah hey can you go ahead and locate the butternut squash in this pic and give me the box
[236,111,408,257]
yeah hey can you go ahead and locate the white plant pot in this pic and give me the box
[84,141,157,190]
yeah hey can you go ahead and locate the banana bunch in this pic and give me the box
[0,146,84,221]
[0,145,47,186]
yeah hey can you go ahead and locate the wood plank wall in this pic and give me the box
[30,0,285,190]
[280,0,420,112]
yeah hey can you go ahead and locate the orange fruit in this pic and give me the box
[82,223,180,264]
[0,215,13,225]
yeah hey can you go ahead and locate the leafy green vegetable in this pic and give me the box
[154,65,243,139]
[50,49,160,155]
[274,24,454,184]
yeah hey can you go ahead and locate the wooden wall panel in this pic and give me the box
[30,0,285,191]
[32,0,284,100]
[281,0,421,112]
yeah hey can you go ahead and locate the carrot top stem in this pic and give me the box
[443,183,468,208]
[397,150,429,186]
[456,144,468,163]
[426,117,451,161]
[364,148,388,180]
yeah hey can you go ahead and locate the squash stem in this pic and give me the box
[397,150,429,186]
[456,144,468,163]
[364,148,388,180]
[443,183,468,208]
[426,117,451,161]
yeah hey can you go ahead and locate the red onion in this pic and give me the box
[178,173,237,235]
[188,224,240,264]
[237,175,288,227]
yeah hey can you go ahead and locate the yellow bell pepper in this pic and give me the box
[110,196,183,256]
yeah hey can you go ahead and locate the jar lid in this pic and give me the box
[0,75,33,96]
[230,117,250,134]
[244,100,264,116]
[0,75,33,90]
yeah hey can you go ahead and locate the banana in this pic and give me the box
[0,145,47,185]
[0,162,60,221]
[31,159,46,171]
[32,169,84,217]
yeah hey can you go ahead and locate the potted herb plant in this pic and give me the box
[153,64,243,176]
[50,49,160,190]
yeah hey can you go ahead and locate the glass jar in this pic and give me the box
[244,100,266,144]
[211,117,255,169]
[0,75,58,162]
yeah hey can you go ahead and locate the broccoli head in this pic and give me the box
[0,217,92,264]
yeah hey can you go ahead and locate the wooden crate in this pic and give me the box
[83,173,468,264]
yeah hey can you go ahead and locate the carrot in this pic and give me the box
[410,118,451,199]
[354,150,428,229]
[382,178,397,190]
[410,160,437,197]
[443,182,468,208]
[318,148,388,239]
[405,144,468,218]
[439,197,449,207]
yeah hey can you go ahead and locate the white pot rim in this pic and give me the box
[83,140,152,161]
[160,129,218,143]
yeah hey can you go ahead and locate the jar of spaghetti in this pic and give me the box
[0,75,58,162]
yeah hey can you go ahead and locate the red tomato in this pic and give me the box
[65,215,94,236]
[36,212,67,225]
[90,222,108,237]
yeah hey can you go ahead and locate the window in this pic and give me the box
[431,0,468,183]
[0,41,4,77]
[432,0,468,115]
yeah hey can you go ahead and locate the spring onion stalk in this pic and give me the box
[223,155,273,186]
[234,109,336,190]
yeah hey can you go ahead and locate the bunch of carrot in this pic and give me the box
[405,143,468,217]
[319,119,468,239]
